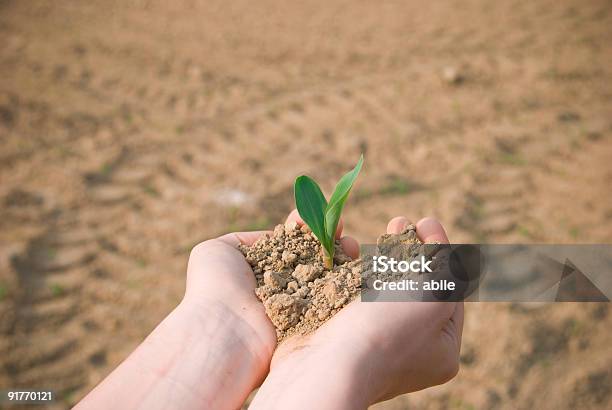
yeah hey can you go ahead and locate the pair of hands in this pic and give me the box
[78,212,462,410]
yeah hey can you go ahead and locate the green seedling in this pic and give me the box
[294,155,363,269]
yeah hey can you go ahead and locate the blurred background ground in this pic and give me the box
[1,0,611,408]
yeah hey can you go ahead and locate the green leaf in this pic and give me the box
[294,175,329,250]
[324,155,363,243]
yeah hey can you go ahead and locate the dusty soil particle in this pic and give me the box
[263,293,305,331]
[293,263,322,284]
[263,270,287,288]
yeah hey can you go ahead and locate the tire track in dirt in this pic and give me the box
[0,146,194,406]
[455,120,611,243]
[3,216,99,403]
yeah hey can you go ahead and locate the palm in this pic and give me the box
[185,233,277,375]
[270,215,463,402]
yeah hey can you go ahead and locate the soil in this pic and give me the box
[240,221,362,341]
[1,0,612,409]
[240,222,430,340]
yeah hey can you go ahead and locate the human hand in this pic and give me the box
[78,214,460,410]
[250,215,463,409]
[77,230,278,410]
[181,212,360,378]
[182,230,278,380]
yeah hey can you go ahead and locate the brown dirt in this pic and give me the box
[1,0,611,409]
[240,222,429,341]
[240,221,361,341]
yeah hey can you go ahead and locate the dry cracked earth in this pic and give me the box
[1,0,611,408]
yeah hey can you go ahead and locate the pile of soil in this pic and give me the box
[240,221,425,341]
[240,221,361,341]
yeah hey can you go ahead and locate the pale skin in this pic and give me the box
[76,211,463,410]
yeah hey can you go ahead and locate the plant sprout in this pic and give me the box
[294,155,363,269]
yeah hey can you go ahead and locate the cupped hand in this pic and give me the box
[181,230,278,385]
[79,212,461,410]
[251,215,463,409]
[79,230,281,410]
[180,211,358,387]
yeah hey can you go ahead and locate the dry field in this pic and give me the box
[1,0,611,408]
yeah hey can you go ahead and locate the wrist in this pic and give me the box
[250,340,372,410]
[171,297,275,368]
[135,300,272,409]
[79,299,272,410]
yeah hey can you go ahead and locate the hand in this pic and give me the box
[183,230,278,378]
[78,208,361,410]
[77,231,278,410]
[250,216,463,409]
[182,216,360,382]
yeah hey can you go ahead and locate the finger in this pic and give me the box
[217,231,271,248]
[416,217,449,244]
[286,208,344,239]
[285,209,305,226]
[334,218,344,239]
[387,216,411,234]
[340,236,360,259]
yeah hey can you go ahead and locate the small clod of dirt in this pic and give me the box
[240,221,423,341]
